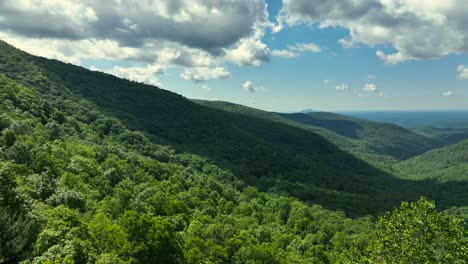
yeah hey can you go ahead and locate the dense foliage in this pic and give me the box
[0,74,379,263]
[194,100,440,165]
[0,40,443,217]
[395,140,468,182]
[364,197,467,263]
[0,40,467,263]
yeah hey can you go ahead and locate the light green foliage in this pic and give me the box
[0,40,466,263]
[366,197,468,263]
[395,140,468,182]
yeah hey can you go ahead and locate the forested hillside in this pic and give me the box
[195,100,440,164]
[413,127,468,145]
[0,40,467,263]
[283,112,438,160]
[0,74,378,263]
[395,139,468,182]
[0,40,434,216]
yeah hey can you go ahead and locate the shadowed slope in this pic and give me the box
[0,40,466,216]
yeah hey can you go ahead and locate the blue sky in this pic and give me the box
[1,0,467,112]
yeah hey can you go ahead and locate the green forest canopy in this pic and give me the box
[0,40,466,263]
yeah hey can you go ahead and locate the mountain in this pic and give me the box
[395,139,468,182]
[0,73,378,263]
[0,40,407,216]
[195,100,440,164]
[281,111,440,160]
[0,40,467,263]
[299,108,316,114]
[413,126,468,145]
[342,110,468,129]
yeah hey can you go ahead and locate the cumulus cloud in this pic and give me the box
[336,83,349,91]
[363,83,378,92]
[181,67,230,82]
[338,38,355,48]
[0,0,269,53]
[323,79,330,85]
[270,42,321,59]
[279,0,468,63]
[457,65,468,80]
[442,91,453,97]
[111,64,164,86]
[289,42,321,53]
[0,0,276,83]
[225,37,270,66]
[272,49,297,58]
[243,81,256,92]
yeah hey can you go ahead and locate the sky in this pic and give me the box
[0,0,467,112]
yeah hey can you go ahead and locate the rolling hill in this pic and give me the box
[195,100,440,164]
[0,39,407,216]
[0,40,467,263]
[1,39,466,216]
[395,139,468,182]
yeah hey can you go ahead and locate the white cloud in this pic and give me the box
[377,91,384,97]
[323,79,330,85]
[376,51,413,65]
[289,42,321,53]
[363,83,378,92]
[368,74,376,80]
[243,81,256,92]
[280,0,468,63]
[457,65,468,80]
[442,91,453,96]
[272,49,297,58]
[181,67,230,82]
[0,0,277,85]
[338,38,355,48]
[0,0,269,53]
[270,42,320,60]
[336,83,349,91]
[111,64,164,86]
[225,37,270,66]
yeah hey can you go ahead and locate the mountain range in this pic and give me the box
[0,40,467,263]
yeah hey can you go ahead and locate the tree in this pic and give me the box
[366,197,468,263]
[3,129,16,148]
[119,211,184,264]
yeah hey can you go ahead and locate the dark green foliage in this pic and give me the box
[119,211,184,263]
[3,129,16,148]
[0,73,378,263]
[0,163,39,263]
[414,126,468,145]
[0,39,429,216]
[195,100,440,163]
[0,40,466,263]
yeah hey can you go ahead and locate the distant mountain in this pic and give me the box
[413,127,468,145]
[299,108,316,114]
[395,139,468,183]
[281,111,441,160]
[195,100,441,163]
[342,110,468,129]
